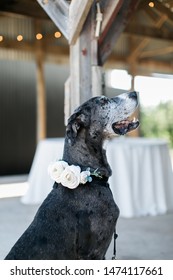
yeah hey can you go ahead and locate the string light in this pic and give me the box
[17,35,23,41]
[54,31,61,38]
[149,1,154,8]
[36,33,43,40]
[0,32,63,43]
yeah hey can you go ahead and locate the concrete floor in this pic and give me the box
[0,195,173,260]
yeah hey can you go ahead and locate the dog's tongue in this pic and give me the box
[112,118,139,135]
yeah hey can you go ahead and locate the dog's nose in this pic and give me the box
[129,91,137,100]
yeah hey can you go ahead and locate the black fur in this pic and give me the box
[5,92,139,260]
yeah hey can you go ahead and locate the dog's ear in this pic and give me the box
[66,112,89,145]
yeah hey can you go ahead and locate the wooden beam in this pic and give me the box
[69,0,93,45]
[125,23,173,41]
[99,0,141,65]
[127,14,167,62]
[1,35,173,75]
[64,77,71,125]
[69,3,102,114]
[37,0,69,40]
[140,46,173,58]
[99,0,123,43]
[70,41,80,112]
[152,0,173,22]
[0,38,69,59]
[140,0,173,23]
[143,5,158,22]
[143,4,173,43]
[35,21,47,142]
[105,54,173,73]
[0,1,49,19]
[70,33,93,112]
[138,59,173,73]
[92,66,104,97]
[36,53,47,142]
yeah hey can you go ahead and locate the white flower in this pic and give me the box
[60,165,81,189]
[48,160,68,183]
[48,160,101,189]
[80,171,91,184]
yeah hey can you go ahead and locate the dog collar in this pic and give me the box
[48,160,103,189]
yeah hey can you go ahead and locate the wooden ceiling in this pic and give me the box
[0,0,49,19]
[0,0,173,74]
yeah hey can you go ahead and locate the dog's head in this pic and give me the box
[66,91,139,144]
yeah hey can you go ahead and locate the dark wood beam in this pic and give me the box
[0,0,48,19]
[105,53,173,73]
[140,0,173,23]
[99,0,141,65]
[125,23,173,41]
[143,4,159,22]
[99,0,123,44]
[127,14,167,62]
[151,0,173,22]
[140,46,173,58]
[138,58,173,73]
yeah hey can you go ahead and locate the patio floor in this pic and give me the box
[0,177,173,260]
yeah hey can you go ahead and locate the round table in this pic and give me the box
[21,138,64,204]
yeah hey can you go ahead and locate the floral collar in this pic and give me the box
[48,160,102,189]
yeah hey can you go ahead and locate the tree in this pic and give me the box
[140,102,173,147]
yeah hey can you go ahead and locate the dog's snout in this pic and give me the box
[129,91,137,100]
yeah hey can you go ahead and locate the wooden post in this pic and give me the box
[69,0,93,45]
[35,21,47,142]
[64,77,71,126]
[69,2,102,115]
[37,0,140,120]
[92,65,104,97]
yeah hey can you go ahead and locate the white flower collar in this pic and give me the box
[48,160,102,189]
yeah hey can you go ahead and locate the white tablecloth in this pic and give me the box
[107,137,173,217]
[21,138,64,205]
[22,137,173,218]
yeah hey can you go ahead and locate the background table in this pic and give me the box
[21,138,64,205]
[22,137,173,218]
[107,137,173,217]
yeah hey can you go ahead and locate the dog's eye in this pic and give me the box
[100,97,109,105]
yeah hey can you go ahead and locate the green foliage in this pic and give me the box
[140,101,173,147]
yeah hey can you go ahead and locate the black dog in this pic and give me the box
[5,91,139,260]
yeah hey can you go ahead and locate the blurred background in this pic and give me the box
[0,0,173,175]
[0,0,173,260]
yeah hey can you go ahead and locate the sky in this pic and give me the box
[109,69,173,107]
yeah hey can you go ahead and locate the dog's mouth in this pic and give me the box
[112,117,140,135]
